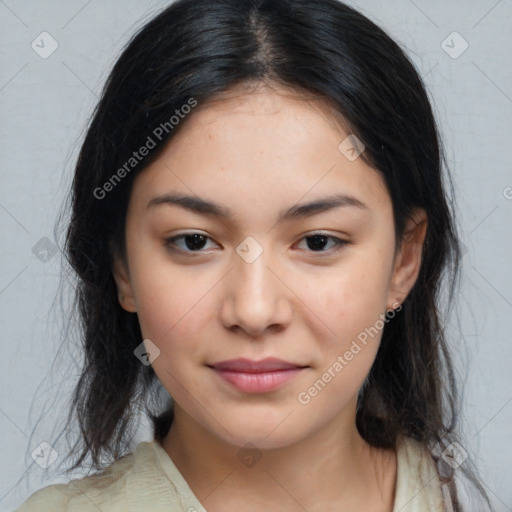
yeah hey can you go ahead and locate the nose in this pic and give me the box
[219,245,293,338]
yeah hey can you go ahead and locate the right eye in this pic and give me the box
[163,232,220,254]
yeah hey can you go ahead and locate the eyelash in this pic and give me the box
[163,232,348,256]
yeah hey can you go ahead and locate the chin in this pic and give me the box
[203,409,310,451]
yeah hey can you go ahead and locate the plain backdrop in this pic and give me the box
[0,1,511,511]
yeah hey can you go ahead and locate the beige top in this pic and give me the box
[16,436,444,511]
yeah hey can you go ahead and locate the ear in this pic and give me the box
[112,253,137,313]
[386,207,428,310]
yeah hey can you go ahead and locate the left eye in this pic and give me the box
[295,233,347,253]
[164,232,347,254]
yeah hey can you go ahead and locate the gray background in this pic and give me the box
[0,1,511,510]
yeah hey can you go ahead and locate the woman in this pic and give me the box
[16,0,490,510]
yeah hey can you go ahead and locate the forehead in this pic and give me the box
[173,83,351,148]
[129,86,391,222]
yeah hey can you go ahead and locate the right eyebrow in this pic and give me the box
[147,193,231,217]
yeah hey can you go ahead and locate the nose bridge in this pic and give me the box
[221,235,290,335]
[237,256,267,297]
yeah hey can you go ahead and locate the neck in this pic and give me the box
[161,399,397,511]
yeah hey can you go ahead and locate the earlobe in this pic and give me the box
[112,254,137,313]
[387,208,428,310]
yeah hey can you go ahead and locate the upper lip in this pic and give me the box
[208,357,306,373]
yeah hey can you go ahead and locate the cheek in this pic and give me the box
[133,272,212,402]
[300,280,389,412]
[314,255,392,335]
[130,252,217,367]
[128,240,197,326]
[306,251,393,386]
[136,282,205,340]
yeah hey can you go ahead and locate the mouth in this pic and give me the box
[207,357,308,393]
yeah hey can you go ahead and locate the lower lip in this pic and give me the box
[211,367,305,393]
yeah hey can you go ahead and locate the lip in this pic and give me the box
[208,358,307,393]
[209,357,305,373]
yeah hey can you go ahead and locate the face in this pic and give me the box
[114,84,426,450]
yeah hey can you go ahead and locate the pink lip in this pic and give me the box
[208,358,307,393]
[210,357,304,372]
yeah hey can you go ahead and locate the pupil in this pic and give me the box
[186,234,207,250]
[307,235,327,251]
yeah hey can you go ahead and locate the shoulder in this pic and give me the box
[15,441,192,512]
[393,436,445,512]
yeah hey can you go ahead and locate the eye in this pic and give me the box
[295,233,348,253]
[164,232,219,253]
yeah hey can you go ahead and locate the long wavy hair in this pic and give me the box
[55,0,489,509]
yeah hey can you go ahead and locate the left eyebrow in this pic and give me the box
[280,193,369,220]
[146,192,369,221]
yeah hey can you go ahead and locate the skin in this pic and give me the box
[113,83,427,512]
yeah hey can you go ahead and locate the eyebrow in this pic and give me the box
[146,192,369,222]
